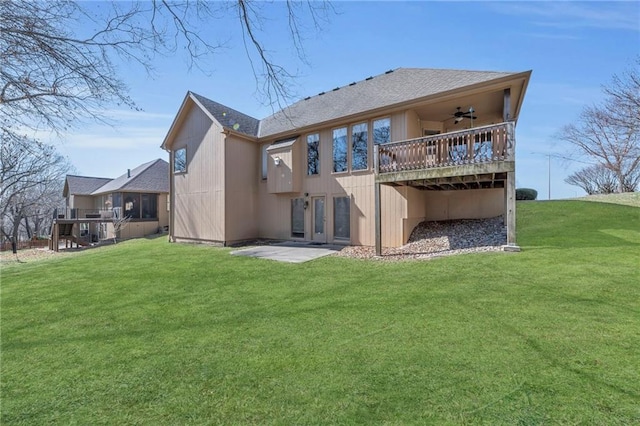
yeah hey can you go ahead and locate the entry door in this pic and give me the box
[311,196,326,243]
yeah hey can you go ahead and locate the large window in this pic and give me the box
[373,118,391,145]
[333,197,350,240]
[307,133,320,175]
[332,127,347,173]
[174,147,187,173]
[111,193,122,218]
[291,198,305,238]
[124,193,141,219]
[351,123,368,170]
[141,194,158,219]
[111,192,158,220]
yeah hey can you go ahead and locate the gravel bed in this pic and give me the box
[334,216,507,261]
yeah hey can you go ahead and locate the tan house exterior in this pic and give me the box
[54,159,169,247]
[161,68,531,252]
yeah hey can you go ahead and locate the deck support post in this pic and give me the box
[504,170,520,251]
[374,182,382,256]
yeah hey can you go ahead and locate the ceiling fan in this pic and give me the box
[452,107,477,124]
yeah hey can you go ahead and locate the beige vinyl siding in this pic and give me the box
[171,104,226,242]
[118,221,162,240]
[405,109,422,139]
[225,135,259,243]
[402,186,429,244]
[70,195,94,211]
[267,141,302,194]
[158,193,169,229]
[256,111,411,247]
[423,188,505,221]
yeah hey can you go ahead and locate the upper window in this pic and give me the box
[174,147,187,173]
[332,127,347,173]
[351,123,368,170]
[373,118,391,145]
[307,133,320,175]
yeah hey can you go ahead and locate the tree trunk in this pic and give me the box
[24,216,32,239]
[11,217,21,254]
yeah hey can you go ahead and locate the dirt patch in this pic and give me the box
[0,247,71,265]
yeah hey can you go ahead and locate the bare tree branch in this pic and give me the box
[1,0,332,136]
[560,58,640,193]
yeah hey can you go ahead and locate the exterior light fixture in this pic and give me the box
[274,157,281,166]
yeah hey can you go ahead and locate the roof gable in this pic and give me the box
[190,92,260,137]
[91,159,169,195]
[161,92,260,150]
[64,175,112,197]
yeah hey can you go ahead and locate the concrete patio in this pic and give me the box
[230,241,343,263]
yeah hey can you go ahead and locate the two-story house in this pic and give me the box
[161,68,531,254]
[53,159,169,249]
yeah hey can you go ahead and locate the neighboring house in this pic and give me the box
[161,68,531,253]
[56,159,169,245]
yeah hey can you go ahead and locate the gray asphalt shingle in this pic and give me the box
[190,92,260,137]
[258,68,518,137]
[91,159,169,195]
[64,176,112,196]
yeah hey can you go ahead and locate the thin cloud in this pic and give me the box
[520,32,581,41]
[492,2,639,32]
[100,109,175,121]
[65,126,168,150]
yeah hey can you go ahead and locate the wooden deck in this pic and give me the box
[372,122,518,255]
[374,122,515,189]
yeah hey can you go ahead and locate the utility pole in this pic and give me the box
[548,154,551,200]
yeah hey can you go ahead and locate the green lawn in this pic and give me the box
[2,200,639,425]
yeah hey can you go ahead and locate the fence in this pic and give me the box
[1,240,50,252]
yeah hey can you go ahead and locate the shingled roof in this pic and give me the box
[190,92,260,137]
[258,68,519,137]
[64,175,112,197]
[175,67,527,143]
[91,159,169,195]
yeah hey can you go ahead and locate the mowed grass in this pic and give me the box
[1,201,639,425]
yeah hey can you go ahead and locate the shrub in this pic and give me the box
[516,188,538,200]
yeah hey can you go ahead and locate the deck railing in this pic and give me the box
[374,122,515,174]
[53,208,121,220]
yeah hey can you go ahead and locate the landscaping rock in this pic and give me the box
[334,216,507,261]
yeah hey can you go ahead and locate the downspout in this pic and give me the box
[163,147,174,243]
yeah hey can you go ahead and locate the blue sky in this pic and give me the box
[56,1,639,199]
